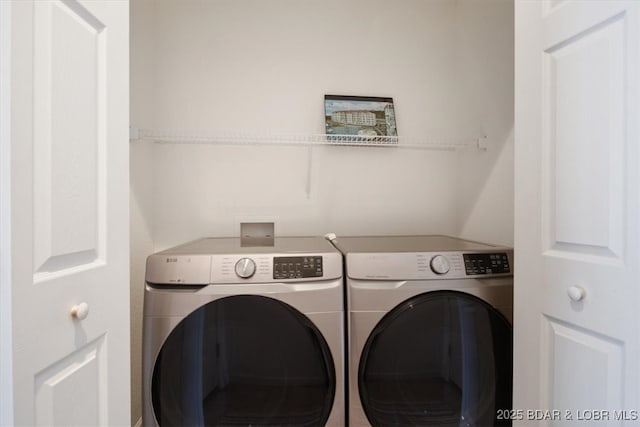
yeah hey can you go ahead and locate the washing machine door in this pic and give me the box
[151,295,335,426]
[359,290,512,427]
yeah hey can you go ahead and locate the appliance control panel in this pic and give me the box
[146,252,342,285]
[463,253,510,275]
[209,253,341,284]
[347,250,513,280]
[273,256,323,280]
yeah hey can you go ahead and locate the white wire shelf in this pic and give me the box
[132,129,487,151]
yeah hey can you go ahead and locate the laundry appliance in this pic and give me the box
[330,235,513,427]
[142,237,345,426]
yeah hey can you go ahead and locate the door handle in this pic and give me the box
[70,302,89,320]
[567,286,586,302]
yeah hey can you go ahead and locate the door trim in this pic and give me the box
[0,1,13,424]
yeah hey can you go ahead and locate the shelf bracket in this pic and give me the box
[129,126,139,141]
[478,136,488,151]
[305,146,313,199]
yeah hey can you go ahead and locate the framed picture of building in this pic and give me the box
[324,95,397,141]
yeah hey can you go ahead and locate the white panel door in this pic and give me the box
[515,1,639,425]
[6,1,129,425]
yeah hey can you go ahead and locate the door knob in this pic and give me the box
[567,286,586,302]
[70,302,89,320]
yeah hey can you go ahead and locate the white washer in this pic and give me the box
[330,235,513,427]
[142,237,344,426]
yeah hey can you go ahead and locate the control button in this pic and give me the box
[430,255,450,275]
[235,258,256,279]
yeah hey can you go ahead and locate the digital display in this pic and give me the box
[463,253,510,275]
[273,256,323,279]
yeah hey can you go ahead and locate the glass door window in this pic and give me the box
[359,290,512,426]
[152,295,335,426]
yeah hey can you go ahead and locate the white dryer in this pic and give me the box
[142,237,344,426]
[330,235,513,427]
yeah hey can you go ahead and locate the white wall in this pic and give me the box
[136,0,490,250]
[130,0,514,423]
[454,0,514,247]
[130,0,155,424]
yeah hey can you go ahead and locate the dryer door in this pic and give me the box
[151,295,335,426]
[359,290,512,426]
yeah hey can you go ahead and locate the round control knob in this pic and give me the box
[430,255,450,275]
[235,258,256,279]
